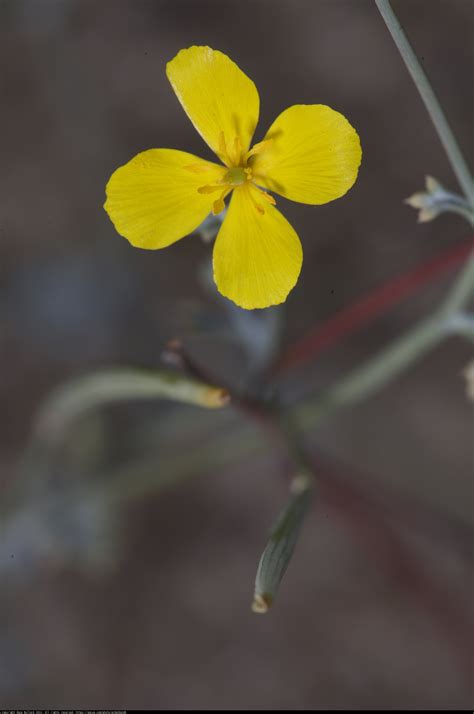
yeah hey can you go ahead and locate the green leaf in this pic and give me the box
[252,474,313,613]
[34,367,229,446]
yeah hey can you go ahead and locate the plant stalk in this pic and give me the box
[375,0,474,206]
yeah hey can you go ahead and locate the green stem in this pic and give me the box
[17,255,472,513]
[295,315,443,429]
[4,367,230,517]
[33,367,229,447]
[445,312,474,342]
[97,245,473,506]
[442,205,474,227]
[296,246,473,429]
[375,0,474,206]
[439,251,474,315]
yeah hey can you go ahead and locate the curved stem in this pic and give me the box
[442,205,474,227]
[295,246,473,429]
[375,0,474,206]
[274,240,473,375]
[295,315,443,429]
[439,250,474,316]
[33,367,229,447]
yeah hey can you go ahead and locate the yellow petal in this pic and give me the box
[251,104,362,204]
[104,149,225,249]
[213,183,302,309]
[166,46,260,166]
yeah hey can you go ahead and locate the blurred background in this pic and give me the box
[1,0,473,708]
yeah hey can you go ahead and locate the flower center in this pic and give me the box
[184,135,276,216]
[223,166,249,186]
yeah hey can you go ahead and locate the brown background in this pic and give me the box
[0,0,473,709]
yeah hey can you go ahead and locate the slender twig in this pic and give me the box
[375,0,474,206]
[161,339,285,452]
[295,240,473,429]
[295,315,443,428]
[34,367,229,447]
[439,250,474,315]
[274,240,473,375]
[443,204,474,227]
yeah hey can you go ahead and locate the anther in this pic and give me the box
[253,185,276,206]
[218,131,231,165]
[245,139,274,161]
[258,190,276,205]
[247,189,265,215]
[212,188,231,215]
[198,184,224,194]
[184,163,216,174]
[233,136,242,165]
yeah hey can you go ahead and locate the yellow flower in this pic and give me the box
[104,46,362,310]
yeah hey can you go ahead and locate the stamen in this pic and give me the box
[233,136,242,165]
[254,185,276,206]
[212,188,231,215]
[218,131,232,165]
[198,184,225,194]
[247,189,265,215]
[245,139,274,161]
[184,163,216,174]
[218,131,245,166]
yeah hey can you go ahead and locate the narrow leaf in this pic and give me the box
[35,368,229,445]
[252,474,313,613]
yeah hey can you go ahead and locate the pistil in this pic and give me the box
[191,135,276,215]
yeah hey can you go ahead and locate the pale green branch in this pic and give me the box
[295,315,443,430]
[34,367,229,447]
[439,251,474,316]
[375,0,474,206]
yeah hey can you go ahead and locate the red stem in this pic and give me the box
[275,239,474,375]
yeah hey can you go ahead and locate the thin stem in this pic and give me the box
[274,240,473,375]
[443,205,474,227]
[295,245,473,429]
[445,312,474,342]
[375,0,474,206]
[439,250,474,315]
[295,315,443,430]
[104,245,473,502]
[33,367,229,447]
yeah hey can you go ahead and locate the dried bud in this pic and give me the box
[405,176,471,224]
